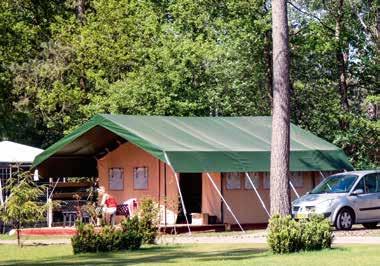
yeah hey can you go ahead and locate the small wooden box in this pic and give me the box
[191,213,209,225]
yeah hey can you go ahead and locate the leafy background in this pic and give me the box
[0,0,378,169]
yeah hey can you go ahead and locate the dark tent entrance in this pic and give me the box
[177,173,202,224]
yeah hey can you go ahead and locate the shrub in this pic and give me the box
[71,223,98,254]
[267,215,303,254]
[267,215,333,254]
[300,215,333,251]
[138,198,159,244]
[71,218,143,254]
[121,216,143,250]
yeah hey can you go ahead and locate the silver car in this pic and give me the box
[292,170,380,230]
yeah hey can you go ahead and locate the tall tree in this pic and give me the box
[270,0,291,216]
[335,0,350,114]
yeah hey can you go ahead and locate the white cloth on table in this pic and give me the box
[123,198,138,216]
[103,206,117,214]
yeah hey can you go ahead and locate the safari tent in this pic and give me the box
[33,114,353,228]
[0,141,43,205]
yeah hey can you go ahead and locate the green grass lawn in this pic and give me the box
[1,243,380,266]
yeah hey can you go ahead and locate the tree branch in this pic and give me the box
[287,1,335,34]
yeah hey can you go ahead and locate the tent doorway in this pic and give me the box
[177,173,202,224]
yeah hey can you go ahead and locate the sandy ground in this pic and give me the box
[3,227,380,246]
[159,234,380,245]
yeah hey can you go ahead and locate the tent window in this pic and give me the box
[245,172,260,190]
[226,172,241,190]
[109,168,124,190]
[290,172,304,188]
[263,173,270,189]
[133,167,148,190]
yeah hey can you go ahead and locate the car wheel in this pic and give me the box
[336,208,354,230]
[362,222,378,229]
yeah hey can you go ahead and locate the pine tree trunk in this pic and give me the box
[270,0,291,216]
[335,0,349,115]
[76,0,86,25]
[76,0,87,93]
[264,30,273,107]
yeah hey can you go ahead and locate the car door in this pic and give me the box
[354,173,380,222]
[374,173,380,220]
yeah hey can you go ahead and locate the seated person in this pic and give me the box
[97,186,117,226]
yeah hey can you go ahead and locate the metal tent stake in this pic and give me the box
[206,172,245,233]
[244,172,270,217]
[163,152,191,235]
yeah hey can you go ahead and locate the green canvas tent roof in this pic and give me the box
[33,114,353,177]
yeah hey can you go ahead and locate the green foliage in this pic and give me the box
[121,216,144,250]
[0,0,69,146]
[0,0,378,168]
[138,198,159,244]
[333,115,379,169]
[300,215,333,251]
[267,215,303,254]
[0,172,47,246]
[267,215,333,254]
[71,217,143,254]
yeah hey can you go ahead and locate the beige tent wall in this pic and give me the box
[201,172,222,222]
[97,142,179,224]
[98,144,322,225]
[158,160,179,225]
[223,172,316,224]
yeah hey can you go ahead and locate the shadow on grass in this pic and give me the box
[2,245,268,266]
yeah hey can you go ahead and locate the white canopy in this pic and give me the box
[0,141,43,163]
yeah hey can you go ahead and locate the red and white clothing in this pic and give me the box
[100,193,117,214]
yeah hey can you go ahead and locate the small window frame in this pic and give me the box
[133,166,149,190]
[109,167,124,191]
[263,172,270,190]
[225,172,242,190]
[244,172,260,190]
[289,172,304,188]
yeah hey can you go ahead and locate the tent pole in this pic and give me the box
[289,180,300,199]
[0,178,4,207]
[319,171,326,179]
[163,153,191,235]
[244,173,270,217]
[206,172,245,233]
[48,177,60,199]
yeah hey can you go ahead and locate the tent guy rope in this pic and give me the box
[289,180,300,198]
[206,172,245,233]
[244,172,270,217]
[163,152,191,235]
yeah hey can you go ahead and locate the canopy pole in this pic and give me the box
[244,173,270,218]
[163,152,191,235]
[319,171,326,179]
[206,172,245,233]
[48,177,60,200]
[0,178,4,207]
[289,180,300,199]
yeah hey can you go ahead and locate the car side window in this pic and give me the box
[355,177,365,192]
[364,174,378,193]
[377,174,380,193]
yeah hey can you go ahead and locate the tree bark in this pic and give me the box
[16,227,20,247]
[264,30,273,107]
[76,0,87,93]
[335,0,349,114]
[76,0,86,25]
[270,0,291,216]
